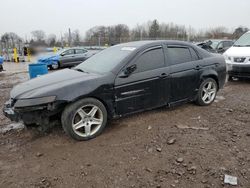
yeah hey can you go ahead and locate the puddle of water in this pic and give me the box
[214,96,225,103]
[0,123,24,133]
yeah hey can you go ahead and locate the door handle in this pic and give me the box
[195,65,202,70]
[160,73,169,78]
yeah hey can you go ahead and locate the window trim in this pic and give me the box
[189,47,200,61]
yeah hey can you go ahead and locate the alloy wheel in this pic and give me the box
[51,63,59,70]
[201,81,217,104]
[72,105,103,138]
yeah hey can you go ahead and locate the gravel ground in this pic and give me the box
[0,69,250,188]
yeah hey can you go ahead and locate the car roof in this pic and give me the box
[115,40,194,48]
[208,39,233,42]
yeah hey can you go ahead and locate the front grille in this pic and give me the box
[233,57,246,63]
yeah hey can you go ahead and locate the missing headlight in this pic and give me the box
[14,96,56,108]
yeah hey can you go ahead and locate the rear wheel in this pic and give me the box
[61,98,107,141]
[228,75,233,81]
[196,78,218,106]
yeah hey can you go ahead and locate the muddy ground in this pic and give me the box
[0,69,250,188]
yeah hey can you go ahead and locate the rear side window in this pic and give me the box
[134,47,165,73]
[75,49,87,54]
[223,41,233,47]
[168,46,192,65]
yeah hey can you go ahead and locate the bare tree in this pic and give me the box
[72,30,81,46]
[47,34,57,47]
[205,27,229,39]
[233,26,249,39]
[1,32,22,48]
[31,30,46,41]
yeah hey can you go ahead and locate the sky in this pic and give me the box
[0,0,249,39]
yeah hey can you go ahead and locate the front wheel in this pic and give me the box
[61,98,107,141]
[196,78,218,106]
[51,62,60,70]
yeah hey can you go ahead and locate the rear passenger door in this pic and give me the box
[74,49,88,64]
[167,45,200,103]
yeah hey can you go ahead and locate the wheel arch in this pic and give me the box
[65,95,115,119]
[200,70,219,89]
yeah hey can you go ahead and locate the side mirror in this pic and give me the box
[119,64,137,78]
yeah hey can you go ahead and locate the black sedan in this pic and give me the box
[3,40,227,141]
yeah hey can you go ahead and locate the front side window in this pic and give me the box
[168,46,192,65]
[223,41,233,47]
[61,49,74,56]
[133,47,165,73]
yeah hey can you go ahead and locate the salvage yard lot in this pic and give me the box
[0,65,250,187]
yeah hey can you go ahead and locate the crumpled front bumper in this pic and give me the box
[3,100,20,122]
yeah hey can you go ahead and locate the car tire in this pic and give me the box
[196,78,218,106]
[51,61,60,70]
[23,122,37,128]
[61,98,107,141]
[228,75,233,81]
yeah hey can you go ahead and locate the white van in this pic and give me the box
[224,31,250,79]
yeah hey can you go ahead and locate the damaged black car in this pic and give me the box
[3,41,227,141]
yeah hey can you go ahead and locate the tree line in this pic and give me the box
[0,19,249,49]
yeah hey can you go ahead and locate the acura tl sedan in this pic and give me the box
[3,41,226,141]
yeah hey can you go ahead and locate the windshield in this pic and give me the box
[75,45,136,73]
[210,41,220,49]
[234,33,250,46]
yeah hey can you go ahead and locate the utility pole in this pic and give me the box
[60,31,64,48]
[68,28,72,47]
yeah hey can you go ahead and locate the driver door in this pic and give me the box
[114,46,170,115]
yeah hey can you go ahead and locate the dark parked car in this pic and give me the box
[3,41,227,141]
[37,48,98,69]
[197,40,234,54]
